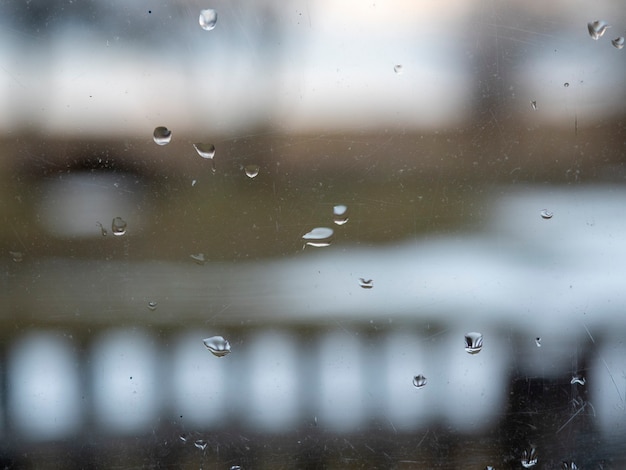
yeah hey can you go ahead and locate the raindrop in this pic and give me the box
[521,447,538,468]
[230,467,242,470]
[302,227,334,248]
[190,253,207,265]
[193,142,216,159]
[570,375,586,386]
[194,439,208,451]
[563,82,570,88]
[611,37,625,49]
[562,462,578,470]
[10,251,24,263]
[191,179,197,187]
[153,126,172,145]
[244,164,260,179]
[199,9,218,31]
[540,209,553,219]
[179,434,188,443]
[359,278,374,289]
[202,335,231,357]
[147,301,158,311]
[111,217,127,236]
[587,20,610,40]
[393,64,403,74]
[485,467,495,470]
[333,204,349,225]
[96,221,108,236]
[464,332,483,354]
[412,374,427,389]
[535,337,542,348]
[530,100,537,110]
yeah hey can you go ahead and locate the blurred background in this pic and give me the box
[0,0,625,468]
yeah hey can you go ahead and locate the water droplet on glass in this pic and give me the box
[540,209,553,219]
[570,375,586,386]
[153,126,172,145]
[530,100,537,110]
[611,37,625,49]
[193,143,216,160]
[302,227,334,248]
[521,447,538,468]
[464,332,483,354]
[194,439,208,451]
[179,434,188,443]
[96,221,108,236]
[202,335,231,357]
[562,462,578,470]
[111,217,127,236]
[333,204,349,225]
[359,278,374,289]
[10,251,24,263]
[412,374,427,389]
[393,64,403,74]
[230,467,242,470]
[563,82,570,88]
[244,164,260,179]
[190,253,207,265]
[192,179,197,187]
[147,301,158,311]
[535,337,542,347]
[485,467,495,470]
[587,20,610,40]
[199,9,218,31]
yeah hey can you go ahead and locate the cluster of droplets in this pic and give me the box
[587,20,624,49]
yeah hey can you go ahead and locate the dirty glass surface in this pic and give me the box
[0,0,625,468]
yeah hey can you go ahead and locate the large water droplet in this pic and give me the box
[203,335,231,357]
[153,126,172,145]
[199,9,218,31]
[393,64,403,74]
[359,278,374,289]
[10,251,24,263]
[412,374,427,389]
[587,20,610,40]
[147,301,158,311]
[302,227,334,247]
[111,217,127,236]
[333,204,349,225]
[570,375,586,386]
[244,164,260,179]
[193,142,216,159]
[612,37,625,49]
[190,253,207,265]
[194,439,208,450]
[540,209,553,219]
[464,332,483,354]
[521,447,538,468]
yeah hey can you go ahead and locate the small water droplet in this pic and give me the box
[587,20,610,40]
[147,301,158,311]
[96,221,108,236]
[611,37,625,49]
[202,335,231,357]
[190,253,207,265]
[244,164,260,179]
[530,100,537,110]
[230,466,242,470]
[485,467,495,470]
[393,64,403,74]
[199,9,218,31]
[10,251,24,263]
[521,447,538,468]
[179,433,188,443]
[192,179,197,186]
[563,82,570,88]
[412,374,427,389]
[464,332,483,354]
[302,227,334,248]
[562,462,578,470]
[333,204,349,225]
[540,209,553,219]
[358,278,374,289]
[193,143,216,160]
[153,126,172,145]
[194,439,208,451]
[111,217,127,236]
[570,375,586,386]
[535,337,542,347]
